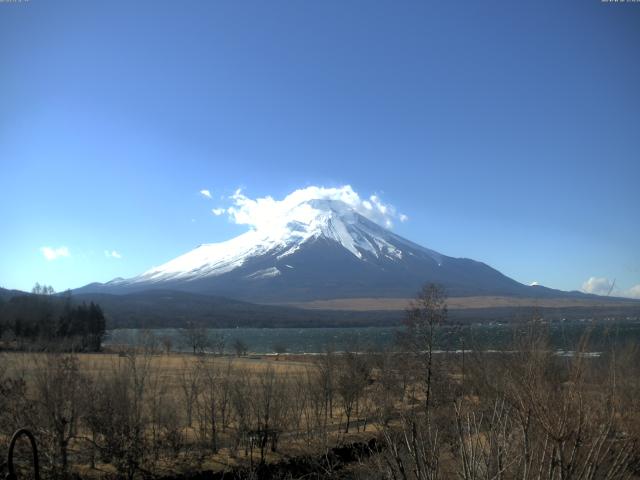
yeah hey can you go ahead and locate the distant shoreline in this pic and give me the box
[103,320,640,355]
[276,295,640,311]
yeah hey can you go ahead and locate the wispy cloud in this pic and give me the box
[211,208,226,216]
[581,277,614,295]
[40,246,70,261]
[581,276,640,299]
[104,250,122,259]
[624,284,640,299]
[199,189,212,199]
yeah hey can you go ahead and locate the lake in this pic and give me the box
[104,320,640,354]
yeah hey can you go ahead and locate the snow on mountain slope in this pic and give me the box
[77,191,561,301]
[131,198,442,285]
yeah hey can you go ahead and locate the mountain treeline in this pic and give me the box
[0,284,106,351]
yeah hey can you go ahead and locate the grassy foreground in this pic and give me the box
[1,320,640,479]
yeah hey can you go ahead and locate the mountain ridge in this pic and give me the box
[2,287,638,329]
[73,199,632,304]
[46,288,640,328]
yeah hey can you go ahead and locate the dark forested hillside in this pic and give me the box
[74,289,640,329]
[73,290,402,328]
[2,287,638,331]
[0,287,106,351]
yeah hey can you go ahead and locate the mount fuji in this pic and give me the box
[76,197,589,304]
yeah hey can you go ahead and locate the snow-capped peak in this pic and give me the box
[131,198,441,284]
[75,186,548,302]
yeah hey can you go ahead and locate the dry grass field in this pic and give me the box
[2,313,640,479]
[0,349,382,478]
[279,295,640,311]
[1,350,311,380]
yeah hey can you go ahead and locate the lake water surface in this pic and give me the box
[104,320,640,354]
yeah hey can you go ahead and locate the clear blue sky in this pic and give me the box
[1,0,638,296]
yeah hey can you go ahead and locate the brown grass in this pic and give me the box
[275,295,640,311]
[1,351,311,382]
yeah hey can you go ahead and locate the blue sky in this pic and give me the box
[0,0,639,296]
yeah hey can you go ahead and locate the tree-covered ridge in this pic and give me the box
[0,284,106,351]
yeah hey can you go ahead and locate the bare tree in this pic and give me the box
[302,364,330,447]
[315,346,337,424]
[181,321,210,354]
[33,354,85,476]
[233,338,249,357]
[229,367,252,456]
[378,284,448,480]
[249,366,288,463]
[84,352,153,480]
[399,283,447,416]
[196,355,222,453]
[0,354,32,441]
[178,357,201,428]
[159,334,173,354]
[336,350,371,433]
[211,331,226,356]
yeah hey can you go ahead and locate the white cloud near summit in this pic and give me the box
[220,185,406,232]
[199,189,212,199]
[581,277,614,295]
